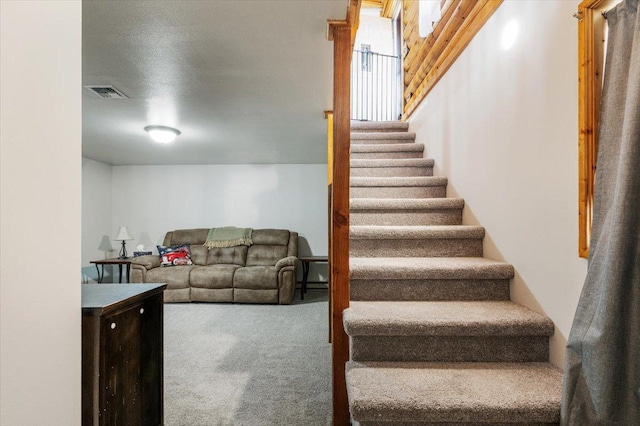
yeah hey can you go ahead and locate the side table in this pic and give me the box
[299,256,328,300]
[90,258,133,283]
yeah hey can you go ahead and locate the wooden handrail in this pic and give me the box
[328,17,352,426]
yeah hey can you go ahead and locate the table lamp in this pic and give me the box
[115,226,134,259]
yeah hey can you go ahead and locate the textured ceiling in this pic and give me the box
[82,0,347,165]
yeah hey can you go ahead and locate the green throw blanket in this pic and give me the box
[204,227,253,248]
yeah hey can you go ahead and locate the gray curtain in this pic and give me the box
[562,0,640,424]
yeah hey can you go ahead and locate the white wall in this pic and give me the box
[82,158,114,282]
[111,164,328,280]
[408,0,587,367]
[354,8,394,55]
[0,2,81,425]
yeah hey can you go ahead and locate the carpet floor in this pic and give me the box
[164,290,331,426]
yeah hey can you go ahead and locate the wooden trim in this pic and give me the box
[326,110,334,186]
[403,0,503,118]
[327,19,348,41]
[328,21,351,426]
[577,0,613,258]
[578,2,595,258]
[404,0,469,90]
[325,110,334,344]
[381,0,399,18]
[349,0,363,46]
[404,0,459,75]
[362,0,383,7]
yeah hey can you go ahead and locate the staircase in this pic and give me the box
[344,121,563,425]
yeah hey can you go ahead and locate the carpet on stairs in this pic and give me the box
[345,121,562,425]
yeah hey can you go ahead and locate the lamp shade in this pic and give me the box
[115,226,134,241]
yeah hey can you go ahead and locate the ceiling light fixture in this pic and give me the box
[144,125,181,144]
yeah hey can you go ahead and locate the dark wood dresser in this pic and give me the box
[82,283,166,426]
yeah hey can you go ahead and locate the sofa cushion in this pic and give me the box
[251,229,290,245]
[246,244,288,266]
[207,246,248,266]
[146,266,194,290]
[234,289,278,304]
[233,266,278,290]
[190,265,240,289]
[191,288,233,303]
[166,228,208,246]
[189,245,208,265]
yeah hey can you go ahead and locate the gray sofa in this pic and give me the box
[131,228,298,304]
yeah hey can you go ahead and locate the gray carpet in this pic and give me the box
[163,290,331,426]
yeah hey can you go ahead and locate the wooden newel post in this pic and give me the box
[328,19,351,426]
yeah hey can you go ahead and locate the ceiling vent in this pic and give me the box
[84,85,128,99]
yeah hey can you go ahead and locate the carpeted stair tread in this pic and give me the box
[346,361,562,424]
[343,301,554,337]
[351,121,410,132]
[350,198,463,213]
[351,143,424,153]
[351,176,447,187]
[350,257,514,280]
[351,158,435,168]
[350,225,484,240]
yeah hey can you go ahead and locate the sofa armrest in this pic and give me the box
[275,256,298,272]
[131,255,161,270]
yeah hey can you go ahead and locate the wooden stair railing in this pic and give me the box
[327,0,360,422]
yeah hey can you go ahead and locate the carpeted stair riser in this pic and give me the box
[350,199,464,226]
[350,238,483,257]
[350,335,550,363]
[351,210,462,226]
[351,185,446,199]
[350,278,510,301]
[350,257,515,281]
[351,150,424,159]
[351,143,424,159]
[346,361,563,424]
[352,159,434,174]
[351,166,434,178]
[350,138,418,145]
[350,226,485,258]
[351,133,417,145]
[351,121,410,133]
[351,177,447,199]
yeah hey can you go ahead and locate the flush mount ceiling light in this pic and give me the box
[144,125,181,144]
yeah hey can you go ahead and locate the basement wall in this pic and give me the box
[408,0,587,367]
[1,1,82,424]
[82,158,114,282]
[82,163,329,282]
